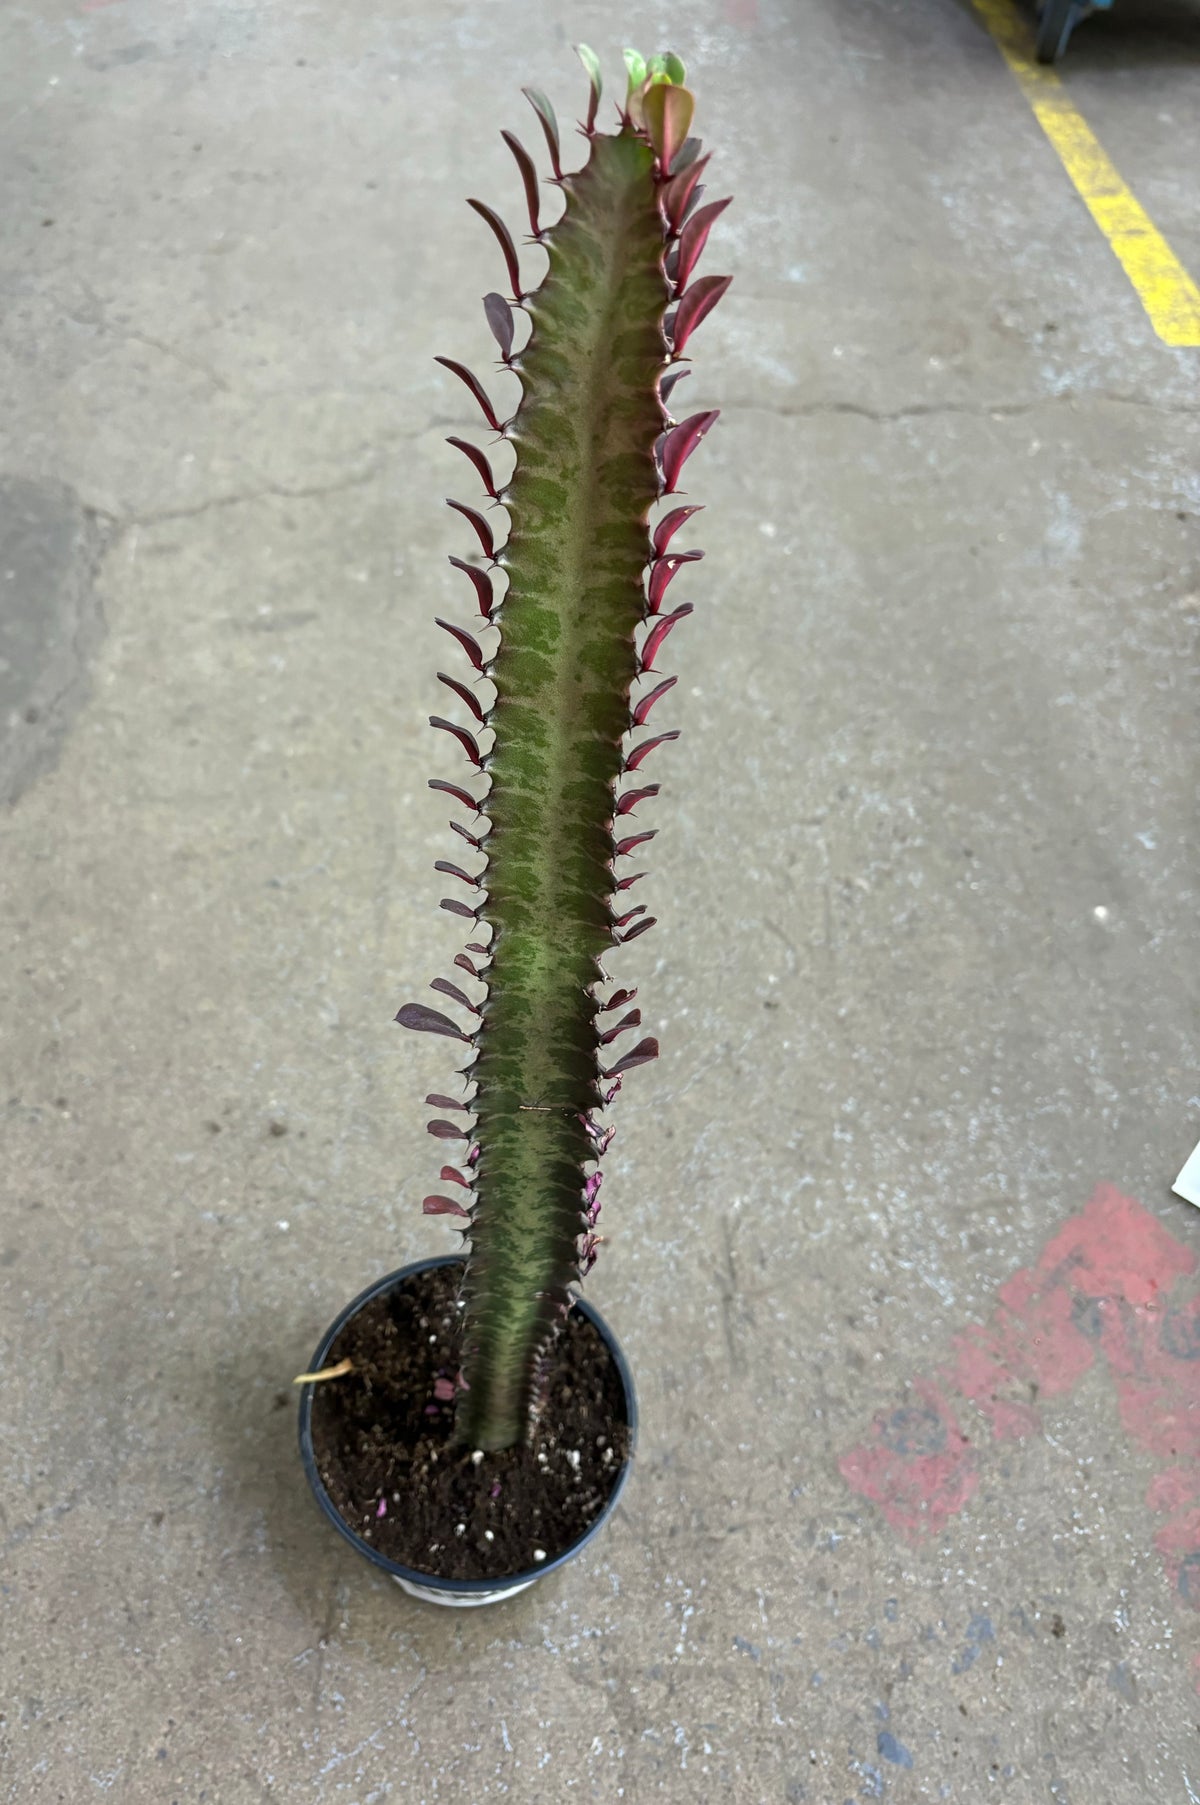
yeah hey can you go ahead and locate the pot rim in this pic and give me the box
[297,1253,637,1596]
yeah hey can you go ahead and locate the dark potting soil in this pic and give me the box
[308,1265,631,1581]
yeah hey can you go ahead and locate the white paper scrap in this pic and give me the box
[1172,1140,1200,1209]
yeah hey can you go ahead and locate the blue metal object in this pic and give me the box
[1035,0,1114,64]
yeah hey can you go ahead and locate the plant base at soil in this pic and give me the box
[309,1265,631,1581]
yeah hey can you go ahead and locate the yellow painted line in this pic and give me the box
[972,0,1200,347]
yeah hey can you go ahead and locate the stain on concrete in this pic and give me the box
[0,476,110,807]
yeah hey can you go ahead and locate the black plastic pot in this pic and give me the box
[297,1255,637,1606]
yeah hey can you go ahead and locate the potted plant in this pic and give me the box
[298,44,731,1605]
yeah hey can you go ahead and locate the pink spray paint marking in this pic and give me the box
[838,1378,977,1538]
[840,1186,1200,1675]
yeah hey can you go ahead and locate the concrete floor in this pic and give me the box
[3,0,1200,1798]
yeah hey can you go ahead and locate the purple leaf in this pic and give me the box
[454,952,484,979]
[483,291,516,362]
[523,86,563,181]
[647,549,703,613]
[661,153,710,232]
[639,603,694,672]
[426,1092,472,1112]
[614,869,646,891]
[615,783,660,817]
[614,829,656,858]
[429,977,479,1013]
[675,196,732,293]
[433,1375,457,1400]
[435,617,487,672]
[430,715,484,768]
[440,897,480,920]
[446,436,501,500]
[429,775,483,813]
[603,1036,660,1078]
[625,729,680,771]
[500,131,542,238]
[612,903,647,930]
[598,985,638,1012]
[670,276,732,357]
[467,198,523,298]
[465,940,489,954]
[436,671,487,724]
[446,497,496,560]
[434,356,504,433]
[659,367,691,410]
[428,1118,470,1140]
[424,1193,471,1219]
[448,555,496,620]
[631,678,677,727]
[660,410,720,492]
[617,916,657,944]
[652,505,702,556]
[440,1164,473,1189]
[395,1003,472,1042]
[599,1008,642,1046]
[449,820,485,851]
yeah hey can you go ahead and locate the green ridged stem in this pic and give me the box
[458,124,669,1450]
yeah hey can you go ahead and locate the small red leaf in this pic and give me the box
[435,617,487,672]
[625,729,680,771]
[448,555,495,620]
[430,716,484,768]
[599,1008,642,1046]
[652,505,702,556]
[659,367,691,410]
[446,436,500,500]
[670,276,732,357]
[617,916,657,945]
[603,1035,660,1078]
[440,1165,473,1189]
[614,830,656,858]
[449,821,485,851]
[433,863,480,894]
[428,1118,469,1140]
[675,196,732,293]
[660,411,720,493]
[434,356,504,432]
[615,869,647,891]
[639,603,693,671]
[631,678,677,727]
[615,783,661,817]
[467,198,523,298]
[523,87,563,181]
[426,1092,472,1112]
[436,671,487,724]
[661,153,710,232]
[428,775,482,813]
[612,903,647,930]
[423,1195,470,1219]
[483,291,515,362]
[648,549,703,613]
[446,498,496,560]
[440,897,479,920]
[501,130,542,237]
[598,985,638,1012]
[395,1003,472,1042]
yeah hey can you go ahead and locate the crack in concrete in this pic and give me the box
[727,391,1200,424]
